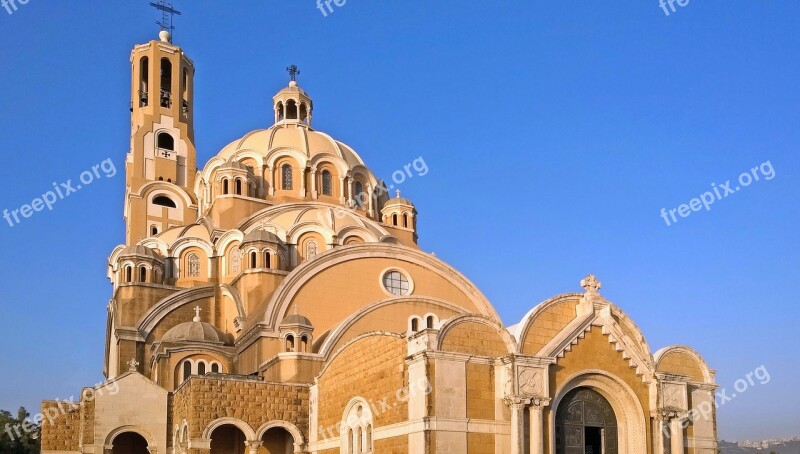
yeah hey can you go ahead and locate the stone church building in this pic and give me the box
[41,31,718,454]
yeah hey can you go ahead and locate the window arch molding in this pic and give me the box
[340,397,374,454]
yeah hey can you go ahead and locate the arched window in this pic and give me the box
[231,250,241,274]
[153,195,177,208]
[286,100,298,119]
[286,334,295,352]
[392,214,398,226]
[264,251,271,269]
[151,225,158,236]
[366,425,372,451]
[250,251,257,269]
[210,363,220,373]
[182,361,191,381]
[321,170,333,196]
[160,58,172,107]
[139,266,147,283]
[157,132,174,151]
[282,164,293,190]
[411,318,419,332]
[347,429,354,454]
[139,57,149,106]
[125,266,132,283]
[235,179,242,195]
[357,427,363,454]
[426,315,435,329]
[306,240,318,260]
[187,253,200,278]
[300,335,308,353]
[354,181,364,208]
[403,213,409,228]
[197,361,206,376]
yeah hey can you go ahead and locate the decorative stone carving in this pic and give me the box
[518,368,544,396]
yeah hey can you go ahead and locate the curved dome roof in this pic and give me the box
[281,313,313,327]
[384,196,414,208]
[161,320,232,345]
[242,229,283,244]
[216,123,367,168]
[120,244,161,259]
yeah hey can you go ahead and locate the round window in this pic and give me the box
[382,270,410,296]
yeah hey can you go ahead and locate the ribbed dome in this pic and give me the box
[120,244,160,259]
[218,160,248,171]
[161,321,231,345]
[281,313,313,327]
[242,229,282,244]
[384,191,414,208]
[216,123,366,168]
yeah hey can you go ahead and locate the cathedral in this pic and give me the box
[40,30,718,454]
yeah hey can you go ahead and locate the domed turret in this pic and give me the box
[279,310,314,353]
[273,65,313,125]
[382,190,417,230]
[161,306,232,345]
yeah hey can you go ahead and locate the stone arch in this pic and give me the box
[550,370,647,454]
[437,314,517,355]
[104,426,157,452]
[654,345,713,383]
[202,417,256,441]
[255,420,305,445]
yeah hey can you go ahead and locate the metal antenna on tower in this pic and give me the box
[149,1,182,37]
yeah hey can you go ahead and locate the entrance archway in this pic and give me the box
[261,427,294,454]
[111,432,149,454]
[210,424,247,454]
[556,387,617,453]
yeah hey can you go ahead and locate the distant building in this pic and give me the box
[40,30,717,454]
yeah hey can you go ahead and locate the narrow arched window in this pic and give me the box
[264,252,271,269]
[392,214,398,226]
[403,213,409,228]
[182,361,191,381]
[354,181,364,208]
[157,132,174,151]
[366,425,372,451]
[125,266,132,283]
[187,253,200,278]
[300,335,308,353]
[357,427,363,454]
[306,241,318,260]
[160,58,172,107]
[282,164,293,190]
[197,361,206,376]
[211,363,220,373]
[231,250,240,274]
[139,266,147,283]
[222,179,229,195]
[347,429,354,454]
[322,170,333,196]
[153,195,177,208]
[427,315,435,329]
[250,251,257,268]
[235,179,242,195]
[151,225,158,236]
[286,334,295,352]
[411,318,419,332]
[286,100,298,119]
[139,57,149,106]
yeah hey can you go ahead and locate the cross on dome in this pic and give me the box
[581,274,602,293]
[193,305,202,322]
[127,358,140,372]
[286,64,300,83]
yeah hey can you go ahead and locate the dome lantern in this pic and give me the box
[273,65,313,125]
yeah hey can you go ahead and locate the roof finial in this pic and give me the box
[581,274,602,293]
[193,305,201,322]
[127,358,140,373]
[396,189,401,198]
[286,64,300,84]
[149,1,181,42]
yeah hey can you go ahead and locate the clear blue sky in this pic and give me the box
[0,1,797,442]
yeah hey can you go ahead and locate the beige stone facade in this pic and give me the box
[41,31,717,454]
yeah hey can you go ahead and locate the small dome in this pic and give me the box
[218,160,248,171]
[383,190,414,208]
[281,313,313,327]
[161,321,232,345]
[242,229,282,244]
[120,245,161,259]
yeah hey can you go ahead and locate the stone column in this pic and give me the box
[528,399,549,454]
[504,397,528,454]
[299,166,307,198]
[310,166,318,198]
[244,440,262,454]
[265,166,274,196]
[670,417,684,454]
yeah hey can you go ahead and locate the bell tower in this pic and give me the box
[125,29,198,244]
